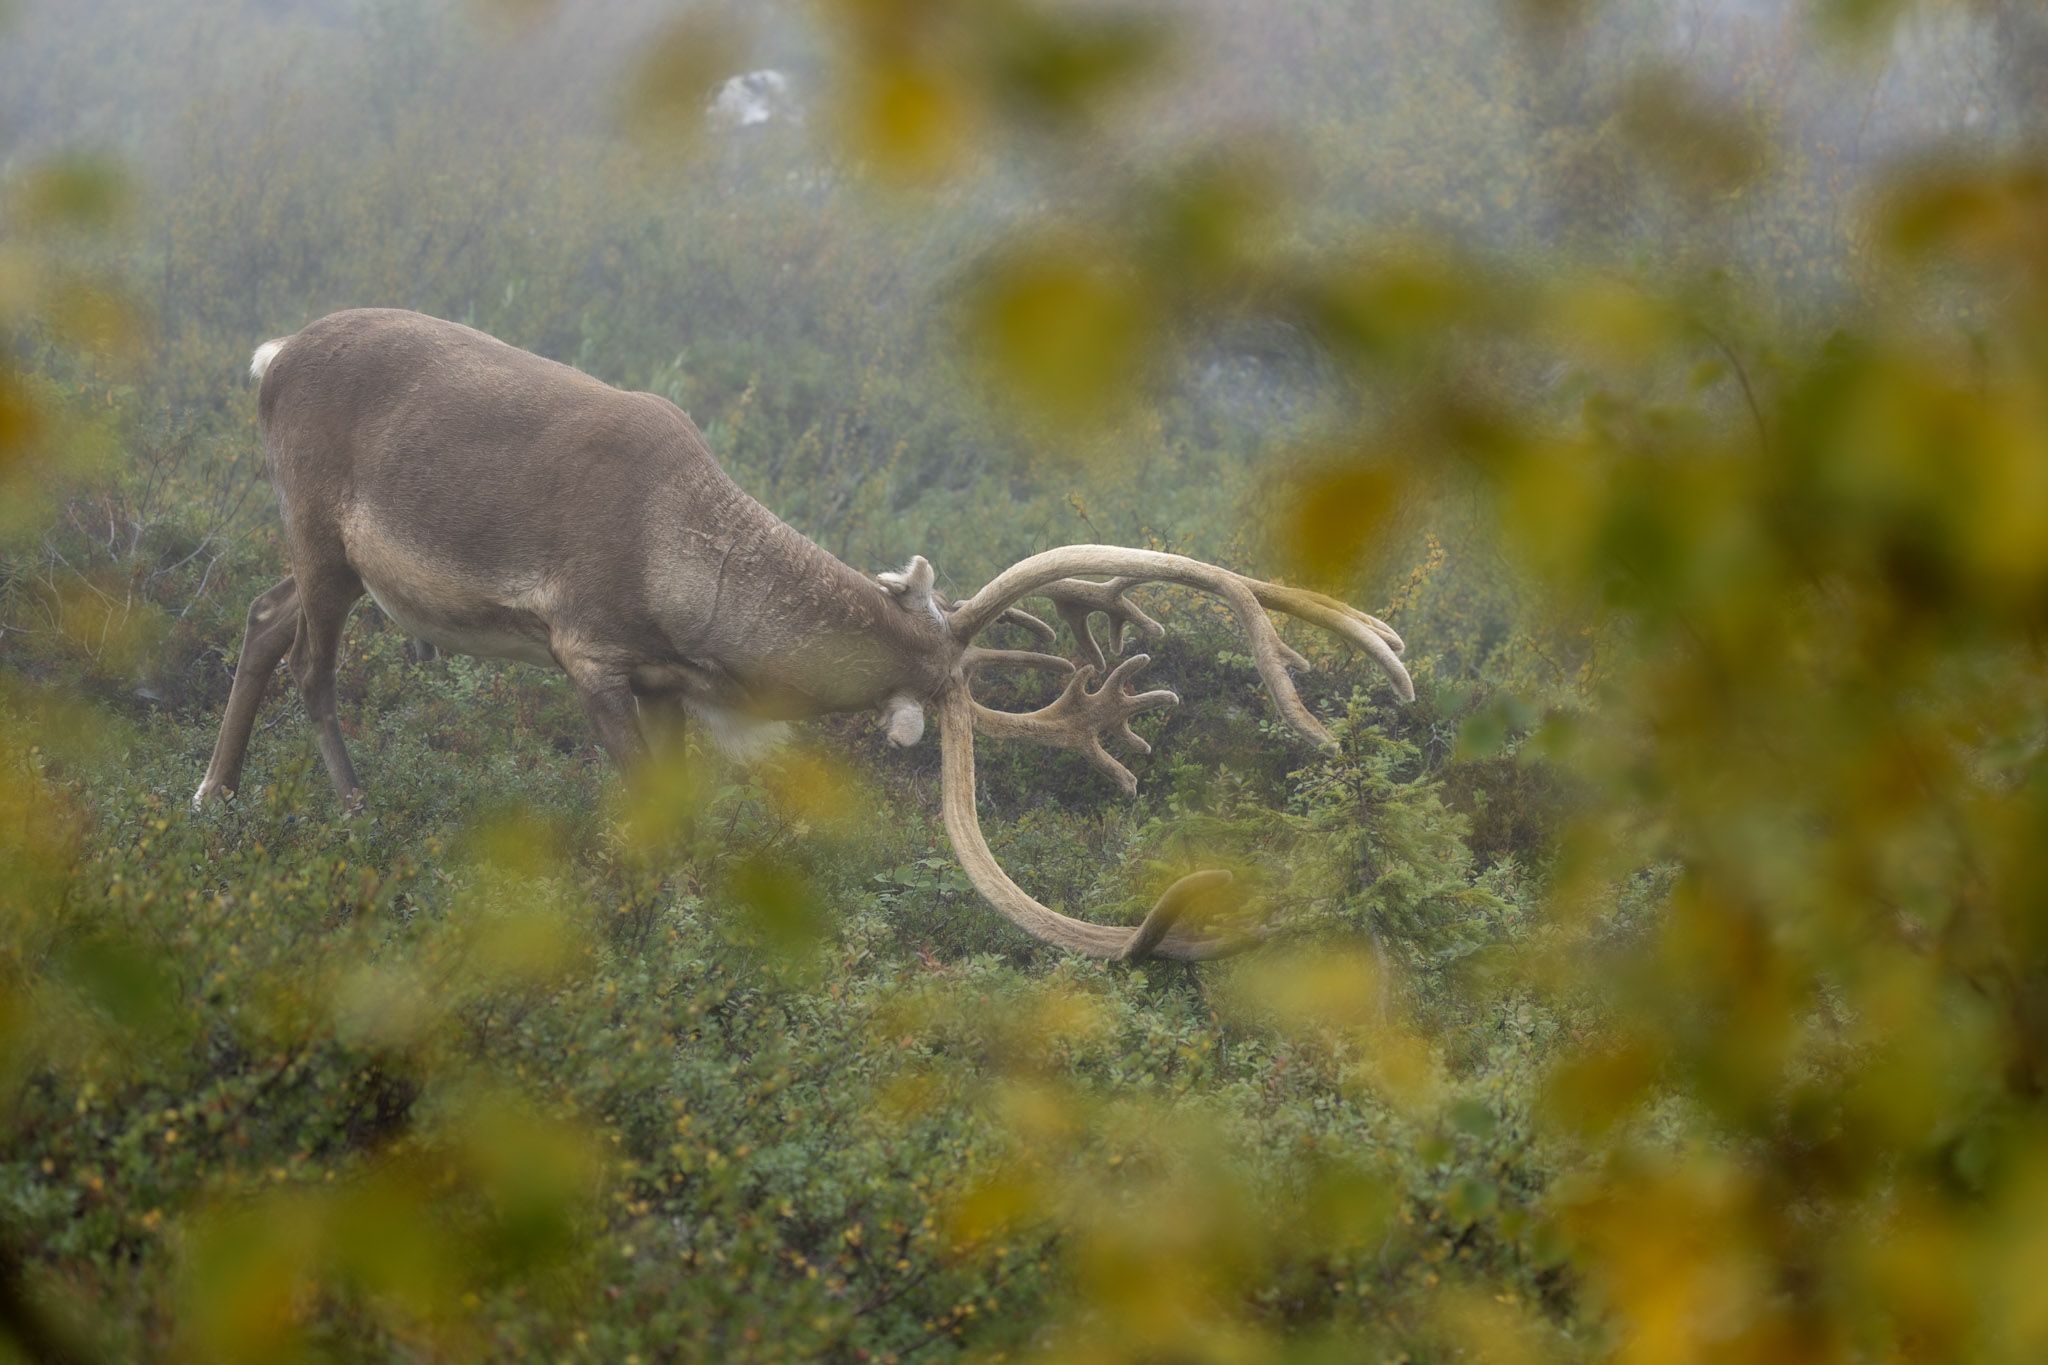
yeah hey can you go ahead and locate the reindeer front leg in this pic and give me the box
[634,691,692,756]
[560,657,651,771]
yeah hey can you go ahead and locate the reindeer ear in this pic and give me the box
[877,555,937,617]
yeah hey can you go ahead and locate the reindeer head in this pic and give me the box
[870,555,950,746]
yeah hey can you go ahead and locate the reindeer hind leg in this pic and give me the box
[287,568,368,814]
[194,576,301,808]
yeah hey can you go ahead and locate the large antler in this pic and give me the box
[955,546,1412,744]
[938,686,1254,961]
[967,651,1175,795]
[934,546,1413,962]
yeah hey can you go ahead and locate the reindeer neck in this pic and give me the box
[646,478,950,717]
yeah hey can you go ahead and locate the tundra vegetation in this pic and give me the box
[2,1,2046,1361]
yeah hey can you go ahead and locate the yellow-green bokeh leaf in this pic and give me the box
[847,60,970,181]
[15,155,131,231]
[1287,460,1407,583]
[1619,69,1765,198]
[970,241,1153,423]
[730,855,831,955]
[620,12,739,149]
[986,8,1166,123]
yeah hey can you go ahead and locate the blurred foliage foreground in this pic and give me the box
[8,3,2048,1363]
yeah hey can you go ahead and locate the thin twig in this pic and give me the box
[178,551,226,621]
[1696,322,1768,456]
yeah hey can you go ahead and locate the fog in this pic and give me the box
[7,3,2048,1362]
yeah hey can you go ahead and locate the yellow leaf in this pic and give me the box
[1287,459,1408,582]
[849,61,970,181]
[969,239,1153,423]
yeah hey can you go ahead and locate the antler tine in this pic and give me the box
[996,605,1059,644]
[953,546,1415,748]
[1036,576,1165,672]
[961,645,1076,678]
[971,654,1179,795]
[937,685,1259,962]
[1244,581,1407,683]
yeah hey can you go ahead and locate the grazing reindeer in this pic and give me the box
[196,309,1413,960]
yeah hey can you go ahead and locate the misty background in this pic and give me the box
[7,2,2048,1361]
[5,0,2035,593]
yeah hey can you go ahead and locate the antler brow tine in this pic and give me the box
[936,687,1259,962]
[969,654,1178,795]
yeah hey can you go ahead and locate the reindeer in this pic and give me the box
[195,309,1414,961]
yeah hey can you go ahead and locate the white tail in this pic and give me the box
[249,339,287,381]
